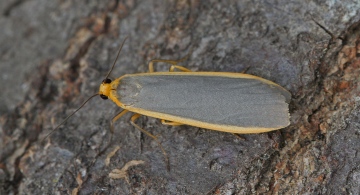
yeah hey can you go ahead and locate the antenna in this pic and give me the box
[104,37,128,80]
[43,37,128,141]
[43,94,98,141]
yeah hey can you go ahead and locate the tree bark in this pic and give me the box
[1,0,360,194]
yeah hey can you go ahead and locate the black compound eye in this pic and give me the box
[100,94,108,100]
[103,78,112,84]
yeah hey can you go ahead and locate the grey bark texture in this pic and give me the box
[1,0,360,194]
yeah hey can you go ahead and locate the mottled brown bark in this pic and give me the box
[1,0,360,194]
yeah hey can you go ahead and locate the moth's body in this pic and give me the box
[99,71,290,134]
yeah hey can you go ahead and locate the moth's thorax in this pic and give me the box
[99,82,112,97]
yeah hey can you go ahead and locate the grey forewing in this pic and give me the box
[117,75,289,128]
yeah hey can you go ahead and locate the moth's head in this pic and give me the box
[99,78,112,100]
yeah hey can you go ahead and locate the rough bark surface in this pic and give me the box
[1,0,360,194]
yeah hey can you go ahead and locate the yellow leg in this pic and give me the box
[148,54,191,73]
[130,114,158,139]
[169,65,191,72]
[232,133,246,140]
[161,119,183,126]
[111,110,129,133]
[130,114,170,170]
[241,67,251,74]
